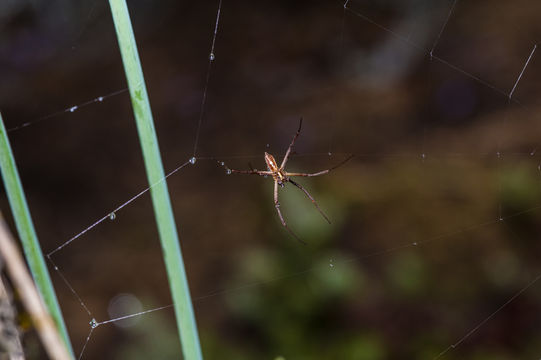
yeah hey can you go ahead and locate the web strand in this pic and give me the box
[423,0,460,162]
[508,44,537,99]
[47,160,190,256]
[96,304,173,326]
[429,0,458,58]
[192,0,223,158]
[492,42,538,220]
[7,88,128,132]
[62,203,541,358]
[198,150,539,164]
[72,0,99,47]
[343,5,517,102]
[327,0,350,157]
[46,256,93,316]
[433,271,541,359]
[77,327,94,360]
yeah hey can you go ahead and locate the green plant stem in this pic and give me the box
[108,1,203,359]
[0,113,74,358]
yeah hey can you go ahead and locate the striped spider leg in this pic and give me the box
[224,118,353,243]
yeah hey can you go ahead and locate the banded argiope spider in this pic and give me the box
[224,118,353,243]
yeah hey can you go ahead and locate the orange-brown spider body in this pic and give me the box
[223,118,353,243]
[264,152,287,186]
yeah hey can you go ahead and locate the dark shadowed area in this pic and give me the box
[1,0,541,359]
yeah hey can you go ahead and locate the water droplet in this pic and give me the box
[499,216,504,221]
[329,259,334,268]
[412,242,417,246]
[226,169,232,175]
[89,318,98,329]
[189,157,196,165]
[328,152,332,156]
[220,161,224,166]
[209,52,215,61]
[69,106,78,113]
[266,144,270,148]
[54,266,59,271]
[97,96,104,102]
[530,149,536,156]
[421,153,426,160]
[496,151,501,159]
[109,212,116,220]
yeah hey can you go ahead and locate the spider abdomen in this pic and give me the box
[264,152,279,172]
[265,152,287,185]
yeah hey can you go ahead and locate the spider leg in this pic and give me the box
[274,180,306,244]
[285,154,354,177]
[286,170,329,177]
[280,117,303,170]
[288,179,331,224]
[224,166,273,176]
[219,159,273,176]
[230,169,273,175]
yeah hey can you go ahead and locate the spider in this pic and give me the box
[223,118,353,243]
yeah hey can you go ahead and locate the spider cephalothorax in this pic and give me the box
[224,118,353,242]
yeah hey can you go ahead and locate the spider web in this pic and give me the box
[1,0,541,359]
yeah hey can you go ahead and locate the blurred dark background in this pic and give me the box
[1,0,541,359]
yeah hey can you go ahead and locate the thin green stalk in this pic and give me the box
[0,113,74,358]
[107,1,203,359]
